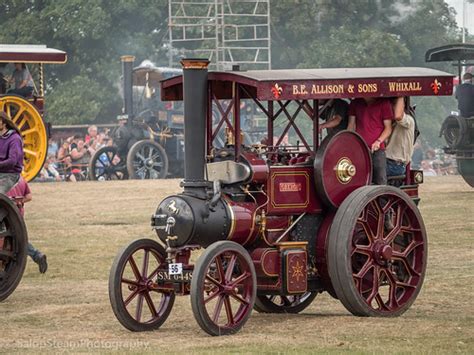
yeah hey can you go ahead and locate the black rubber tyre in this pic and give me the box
[109,238,175,331]
[88,146,128,181]
[441,115,468,149]
[126,140,168,179]
[191,241,256,336]
[328,185,427,317]
[0,194,28,302]
[253,292,317,314]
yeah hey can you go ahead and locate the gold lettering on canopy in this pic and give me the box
[388,82,422,92]
[357,83,378,93]
[311,84,344,94]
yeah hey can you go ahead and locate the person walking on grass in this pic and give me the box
[0,112,23,193]
[7,176,48,273]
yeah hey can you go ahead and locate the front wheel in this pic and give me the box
[253,292,317,314]
[191,241,256,336]
[328,186,427,317]
[109,238,175,331]
[127,140,168,180]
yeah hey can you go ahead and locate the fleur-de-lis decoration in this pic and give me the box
[271,83,283,99]
[430,79,442,94]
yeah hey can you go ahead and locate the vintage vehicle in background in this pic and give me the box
[0,44,67,182]
[109,60,453,335]
[426,44,474,187]
[0,44,66,302]
[88,56,185,180]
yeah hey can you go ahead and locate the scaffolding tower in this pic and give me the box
[168,0,271,70]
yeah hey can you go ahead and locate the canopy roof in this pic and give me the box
[425,44,474,62]
[0,44,67,64]
[161,67,454,101]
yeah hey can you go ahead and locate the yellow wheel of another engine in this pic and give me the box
[0,96,47,182]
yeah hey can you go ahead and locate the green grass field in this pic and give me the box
[0,176,473,353]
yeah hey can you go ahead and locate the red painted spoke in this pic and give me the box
[352,245,372,257]
[215,255,226,282]
[401,240,424,258]
[144,291,158,317]
[354,259,374,280]
[230,271,251,287]
[382,269,399,310]
[206,274,222,288]
[223,295,234,325]
[147,266,161,280]
[135,293,144,322]
[385,225,402,244]
[365,266,380,305]
[121,278,139,287]
[212,294,225,323]
[381,196,397,214]
[224,254,237,282]
[375,293,389,311]
[128,256,142,280]
[142,249,150,279]
[229,292,249,306]
[204,289,221,304]
[391,255,421,277]
[357,220,376,243]
[124,289,139,307]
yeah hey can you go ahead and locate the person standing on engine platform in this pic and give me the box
[7,176,48,273]
[319,99,349,138]
[347,97,394,185]
[456,72,474,118]
[0,112,23,194]
[386,97,416,177]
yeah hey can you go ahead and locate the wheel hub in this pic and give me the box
[145,158,154,168]
[373,241,393,264]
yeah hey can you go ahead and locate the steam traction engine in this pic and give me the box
[0,45,66,302]
[426,44,474,187]
[109,60,454,335]
[89,56,184,180]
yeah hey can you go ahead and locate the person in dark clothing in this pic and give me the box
[319,99,349,137]
[456,72,474,118]
[0,112,23,193]
[7,63,34,97]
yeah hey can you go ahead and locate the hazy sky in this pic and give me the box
[446,0,474,35]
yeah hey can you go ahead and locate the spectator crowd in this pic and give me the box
[38,125,113,182]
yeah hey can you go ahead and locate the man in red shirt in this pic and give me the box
[348,98,394,185]
[7,176,48,273]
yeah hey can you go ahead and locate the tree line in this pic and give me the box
[0,0,470,146]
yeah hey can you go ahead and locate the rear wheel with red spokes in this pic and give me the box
[328,186,427,317]
[191,241,256,336]
[109,238,175,331]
